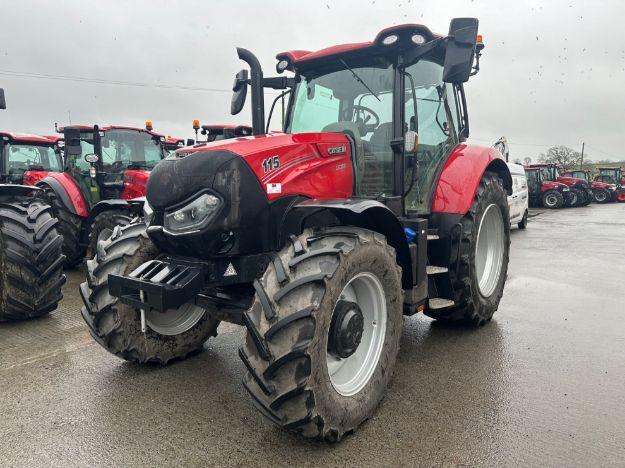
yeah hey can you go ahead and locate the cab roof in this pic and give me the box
[276,24,442,70]
[0,131,57,144]
[57,124,163,138]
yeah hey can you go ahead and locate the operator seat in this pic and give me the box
[322,121,365,180]
[368,122,393,154]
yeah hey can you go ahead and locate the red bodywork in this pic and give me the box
[561,170,611,191]
[0,131,62,184]
[22,170,54,186]
[529,163,584,187]
[43,172,89,217]
[431,144,509,214]
[119,169,150,200]
[178,133,353,202]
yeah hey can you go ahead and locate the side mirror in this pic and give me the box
[186,139,195,146]
[404,131,418,153]
[231,69,249,115]
[0,88,5,110]
[64,128,82,156]
[443,18,479,83]
[84,153,99,164]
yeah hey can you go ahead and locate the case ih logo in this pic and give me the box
[327,145,346,155]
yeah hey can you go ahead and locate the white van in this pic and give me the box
[507,162,529,229]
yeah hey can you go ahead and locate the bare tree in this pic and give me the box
[523,156,532,166]
[539,146,582,170]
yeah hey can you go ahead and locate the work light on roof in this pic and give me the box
[382,34,398,45]
[411,34,426,45]
[276,59,289,74]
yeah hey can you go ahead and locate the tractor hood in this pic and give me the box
[590,180,612,190]
[556,176,587,186]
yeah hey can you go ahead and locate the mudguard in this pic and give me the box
[37,173,89,217]
[0,184,40,199]
[290,198,413,289]
[88,199,132,223]
[432,144,512,214]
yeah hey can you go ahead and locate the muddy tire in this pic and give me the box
[85,209,133,260]
[38,184,84,267]
[593,189,610,204]
[425,171,510,326]
[80,222,220,364]
[566,188,581,207]
[518,209,528,229]
[239,227,403,441]
[542,190,564,209]
[0,199,66,321]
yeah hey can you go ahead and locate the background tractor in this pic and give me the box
[525,167,570,208]
[37,124,167,266]
[0,88,65,320]
[0,131,63,186]
[529,163,592,207]
[81,19,512,440]
[594,167,625,202]
[561,169,614,203]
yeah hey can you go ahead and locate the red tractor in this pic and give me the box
[561,169,614,203]
[524,167,570,208]
[594,167,625,202]
[81,19,512,440]
[529,163,592,207]
[0,88,65,320]
[37,124,167,266]
[0,132,63,186]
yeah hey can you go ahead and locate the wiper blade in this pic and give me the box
[339,59,380,102]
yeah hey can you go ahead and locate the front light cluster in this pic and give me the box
[562,187,570,191]
[164,193,221,232]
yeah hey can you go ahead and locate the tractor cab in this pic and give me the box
[562,169,589,182]
[595,167,624,186]
[62,125,166,207]
[0,132,63,185]
[164,137,185,155]
[524,166,570,208]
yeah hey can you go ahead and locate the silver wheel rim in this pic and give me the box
[475,204,505,297]
[145,303,205,336]
[545,194,558,207]
[327,272,386,397]
[596,192,606,202]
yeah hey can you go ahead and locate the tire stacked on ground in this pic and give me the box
[80,222,220,364]
[239,227,403,441]
[425,171,510,326]
[0,199,66,321]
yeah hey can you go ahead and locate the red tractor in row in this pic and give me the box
[594,167,625,202]
[525,166,571,208]
[529,163,592,207]
[81,19,512,440]
[0,88,66,321]
[36,125,167,266]
[561,169,615,203]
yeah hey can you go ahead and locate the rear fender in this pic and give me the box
[0,184,40,201]
[87,199,132,225]
[432,144,512,214]
[37,173,89,216]
[286,198,413,289]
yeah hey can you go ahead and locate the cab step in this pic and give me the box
[428,298,455,310]
[426,265,448,275]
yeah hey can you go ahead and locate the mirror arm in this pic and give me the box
[401,38,443,69]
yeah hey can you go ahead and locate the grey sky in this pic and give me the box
[1,0,623,161]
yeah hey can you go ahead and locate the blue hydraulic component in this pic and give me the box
[404,227,416,243]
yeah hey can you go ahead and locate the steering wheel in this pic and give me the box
[352,105,380,135]
[107,161,125,173]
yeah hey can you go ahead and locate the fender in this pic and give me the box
[22,170,54,187]
[289,198,413,289]
[0,184,40,199]
[542,181,566,192]
[87,199,132,224]
[37,173,89,217]
[432,144,512,214]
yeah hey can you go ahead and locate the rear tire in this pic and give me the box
[38,184,84,267]
[578,188,592,206]
[518,209,528,229]
[425,171,510,326]
[566,188,581,207]
[542,190,564,209]
[239,227,403,441]
[85,209,133,260]
[80,222,220,364]
[0,199,66,321]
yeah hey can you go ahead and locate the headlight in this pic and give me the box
[609,184,617,190]
[562,187,570,191]
[143,200,154,225]
[164,193,221,232]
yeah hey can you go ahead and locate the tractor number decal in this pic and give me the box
[262,155,280,173]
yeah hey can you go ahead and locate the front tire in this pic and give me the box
[542,190,564,209]
[80,222,220,364]
[85,209,133,260]
[0,199,66,320]
[593,189,610,204]
[239,227,403,441]
[518,209,528,229]
[426,171,510,326]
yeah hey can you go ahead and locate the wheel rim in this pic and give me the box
[327,272,386,397]
[145,303,205,336]
[545,194,558,207]
[475,204,505,298]
[596,191,607,202]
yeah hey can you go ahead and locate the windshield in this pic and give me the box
[570,171,588,181]
[4,143,62,182]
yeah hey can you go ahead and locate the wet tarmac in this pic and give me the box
[1,203,624,467]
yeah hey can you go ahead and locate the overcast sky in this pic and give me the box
[1,0,624,161]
